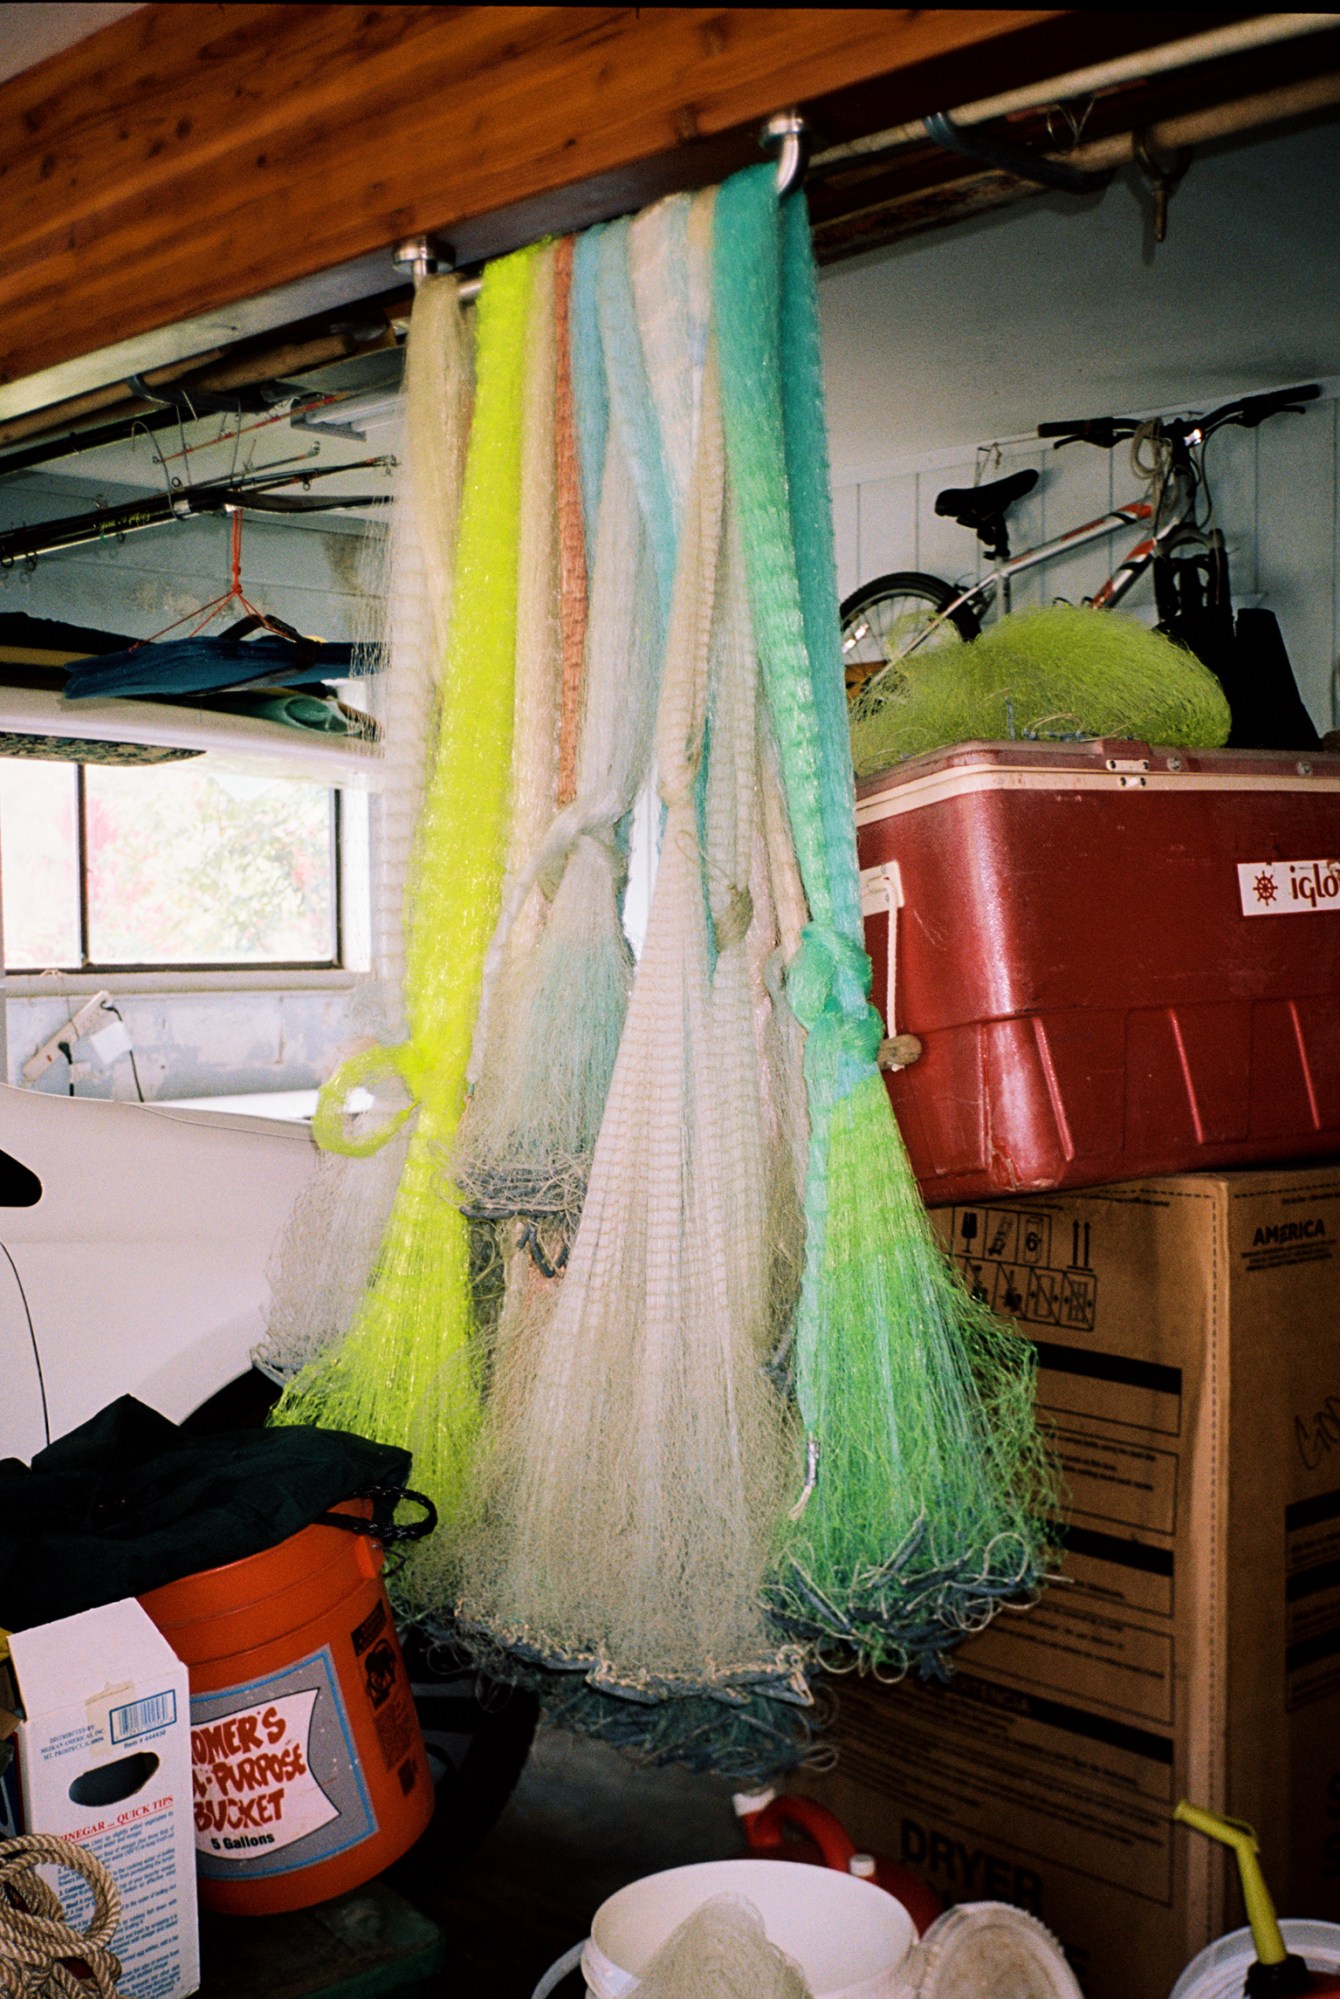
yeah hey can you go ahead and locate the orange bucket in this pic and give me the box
[139,1499,433,1915]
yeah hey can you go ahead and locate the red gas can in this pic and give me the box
[857,739,1340,1205]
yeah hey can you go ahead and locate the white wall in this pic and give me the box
[819,121,1340,729]
[0,3,144,86]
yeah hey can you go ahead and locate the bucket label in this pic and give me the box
[190,1647,376,1879]
[1238,858,1340,915]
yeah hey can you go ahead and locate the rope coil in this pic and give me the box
[0,1834,122,1999]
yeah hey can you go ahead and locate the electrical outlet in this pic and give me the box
[21,992,114,1082]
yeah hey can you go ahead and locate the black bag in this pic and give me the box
[0,1397,429,1633]
[1168,604,1319,752]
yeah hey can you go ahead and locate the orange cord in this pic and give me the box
[136,510,286,648]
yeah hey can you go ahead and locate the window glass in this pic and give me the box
[0,762,81,970]
[83,765,337,966]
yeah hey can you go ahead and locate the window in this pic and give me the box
[0,760,341,971]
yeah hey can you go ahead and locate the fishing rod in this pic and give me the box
[0,457,393,566]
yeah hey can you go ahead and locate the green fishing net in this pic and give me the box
[849,603,1232,776]
[714,165,1057,1677]
[266,160,1062,1766]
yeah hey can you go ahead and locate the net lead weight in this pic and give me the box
[878,1034,923,1072]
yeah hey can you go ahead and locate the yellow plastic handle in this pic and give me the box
[1174,1801,1288,1967]
[311,1043,425,1158]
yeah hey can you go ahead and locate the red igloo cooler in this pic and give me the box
[857,738,1340,1205]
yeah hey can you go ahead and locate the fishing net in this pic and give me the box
[849,602,1232,775]
[714,164,1056,1678]
[635,1897,814,1999]
[455,205,809,1732]
[452,216,671,1247]
[259,274,473,1386]
[270,246,538,1603]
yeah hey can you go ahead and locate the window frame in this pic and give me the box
[0,757,349,980]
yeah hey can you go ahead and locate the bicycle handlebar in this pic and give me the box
[1037,416,1126,447]
[1039,383,1320,451]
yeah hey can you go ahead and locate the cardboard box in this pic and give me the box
[796,1167,1340,1999]
[0,1600,199,1999]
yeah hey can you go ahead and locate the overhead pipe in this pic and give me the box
[1059,67,1340,174]
[0,318,398,462]
[811,12,1339,172]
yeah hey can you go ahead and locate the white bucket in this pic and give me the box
[1170,1920,1340,1999]
[579,1858,916,1999]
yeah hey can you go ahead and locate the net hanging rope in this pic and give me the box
[259,273,473,1386]
[713,163,1056,1677]
[455,195,812,1744]
[271,247,537,1595]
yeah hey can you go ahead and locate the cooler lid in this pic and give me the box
[907,1903,1083,1998]
[855,737,1340,821]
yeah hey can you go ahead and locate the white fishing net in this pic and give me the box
[456,329,807,1706]
[258,276,473,1383]
[635,1896,814,1999]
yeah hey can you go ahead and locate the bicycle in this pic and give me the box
[840,382,1321,697]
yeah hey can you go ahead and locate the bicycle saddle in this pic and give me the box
[934,467,1039,534]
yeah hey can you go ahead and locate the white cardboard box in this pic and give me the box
[1,1601,199,1999]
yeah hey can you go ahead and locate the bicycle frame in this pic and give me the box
[898,498,1161,664]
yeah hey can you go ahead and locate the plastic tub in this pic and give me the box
[578,1858,915,1998]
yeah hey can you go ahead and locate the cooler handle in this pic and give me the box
[859,860,908,1046]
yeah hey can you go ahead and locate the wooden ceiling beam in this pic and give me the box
[0,6,1125,397]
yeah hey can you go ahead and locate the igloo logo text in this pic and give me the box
[1238,858,1340,916]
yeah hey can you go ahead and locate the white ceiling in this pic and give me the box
[817,119,1340,474]
[0,2,143,87]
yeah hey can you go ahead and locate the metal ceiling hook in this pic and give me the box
[392,235,455,288]
[1132,130,1192,246]
[762,110,811,197]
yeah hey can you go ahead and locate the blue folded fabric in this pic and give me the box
[63,635,356,701]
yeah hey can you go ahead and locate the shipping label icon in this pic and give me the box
[1238,858,1340,916]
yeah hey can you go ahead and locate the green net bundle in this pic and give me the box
[714,164,1056,1677]
[270,247,538,1603]
[849,602,1232,776]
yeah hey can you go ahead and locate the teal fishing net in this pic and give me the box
[713,165,1056,1677]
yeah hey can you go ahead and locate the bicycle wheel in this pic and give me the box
[841,571,980,700]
